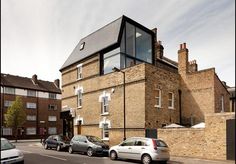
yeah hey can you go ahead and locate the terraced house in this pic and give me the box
[0,74,62,139]
[60,15,230,145]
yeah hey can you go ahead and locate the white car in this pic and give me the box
[1,138,24,164]
[109,137,169,164]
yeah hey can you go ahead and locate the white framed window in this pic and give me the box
[48,104,57,110]
[77,64,83,80]
[27,115,36,121]
[27,102,36,109]
[27,90,36,97]
[221,95,224,112]
[4,100,13,107]
[2,128,12,136]
[77,89,82,108]
[168,92,174,109]
[49,93,56,99]
[48,116,57,122]
[48,127,57,135]
[102,123,109,140]
[26,127,36,135]
[5,87,15,94]
[102,96,109,114]
[155,89,162,108]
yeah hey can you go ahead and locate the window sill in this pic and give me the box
[168,107,175,110]
[77,106,82,109]
[154,105,162,109]
[102,138,109,141]
[101,113,109,116]
[77,78,83,81]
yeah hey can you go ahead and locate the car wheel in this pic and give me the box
[68,146,73,154]
[110,150,117,160]
[87,148,93,157]
[141,154,152,164]
[56,145,61,151]
[44,143,48,150]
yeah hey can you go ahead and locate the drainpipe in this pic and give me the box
[178,90,182,125]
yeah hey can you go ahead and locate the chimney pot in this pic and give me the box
[54,79,60,88]
[32,74,38,84]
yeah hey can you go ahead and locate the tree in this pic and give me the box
[5,96,26,142]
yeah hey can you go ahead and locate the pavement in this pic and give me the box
[10,139,235,164]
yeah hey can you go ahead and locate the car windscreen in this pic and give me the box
[87,136,103,143]
[154,140,168,147]
[1,139,15,151]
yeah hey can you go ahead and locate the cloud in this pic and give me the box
[1,0,235,86]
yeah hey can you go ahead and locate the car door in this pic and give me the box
[51,135,58,148]
[133,139,148,160]
[71,135,80,152]
[117,138,135,159]
[78,136,88,153]
[46,136,53,147]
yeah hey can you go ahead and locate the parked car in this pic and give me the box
[1,138,24,164]
[109,137,170,164]
[69,135,109,156]
[44,135,70,151]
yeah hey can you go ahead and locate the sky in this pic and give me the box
[1,0,235,86]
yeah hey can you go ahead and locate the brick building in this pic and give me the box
[60,15,230,145]
[0,73,62,139]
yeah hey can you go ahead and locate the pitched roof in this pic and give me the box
[1,73,61,93]
[60,16,123,71]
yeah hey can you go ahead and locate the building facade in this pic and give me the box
[60,15,230,145]
[0,74,62,139]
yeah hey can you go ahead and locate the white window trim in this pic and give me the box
[155,89,162,108]
[101,96,109,115]
[48,116,57,122]
[168,92,174,109]
[77,64,83,80]
[102,123,109,141]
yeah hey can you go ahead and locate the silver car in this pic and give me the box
[109,137,170,164]
[1,138,24,164]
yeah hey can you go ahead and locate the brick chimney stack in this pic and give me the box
[188,60,198,73]
[152,28,157,42]
[54,79,60,88]
[32,74,38,85]
[178,43,189,75]
[156,40,164,59]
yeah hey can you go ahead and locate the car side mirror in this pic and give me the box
[84,140,87,143]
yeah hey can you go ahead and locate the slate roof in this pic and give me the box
[60,16,123,71]
[1,73,61,94]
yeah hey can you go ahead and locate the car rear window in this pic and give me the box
[154,140,168,147]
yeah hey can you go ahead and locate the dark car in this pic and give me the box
[44,135,70,151]
[69,135,109,156]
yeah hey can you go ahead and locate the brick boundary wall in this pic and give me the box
[158,113,235,160]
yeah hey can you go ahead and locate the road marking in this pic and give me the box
[21,150,33,154]
[40,154,67,161]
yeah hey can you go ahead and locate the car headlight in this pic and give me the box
[19,151,24,157]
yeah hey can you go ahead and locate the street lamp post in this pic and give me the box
[112,67,126,141]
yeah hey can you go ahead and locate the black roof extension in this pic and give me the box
[60,15,155,72]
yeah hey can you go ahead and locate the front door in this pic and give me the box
[77,121,82,134]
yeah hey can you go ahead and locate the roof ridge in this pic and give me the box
[79,15,124,41]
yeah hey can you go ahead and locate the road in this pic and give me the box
[14,141,234,164]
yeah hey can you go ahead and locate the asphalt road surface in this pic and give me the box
[14,141,234,164]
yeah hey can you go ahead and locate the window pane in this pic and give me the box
[104,48,120,58]
[104,54,120,74]
[27,90,36,97]
[49,93,56,99]
[48,116,57,121]
[48,127,57,135]
[26,128,36,135]
[27,102,36,109]
[4,100,13,107]
[120,28,125,53]
[5,87,15,94]
[126,57,135,68]
[136,28,152,63]
[126,23,135,56]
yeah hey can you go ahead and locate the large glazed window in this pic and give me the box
[102,21,153,74]
[136,27,152,63]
